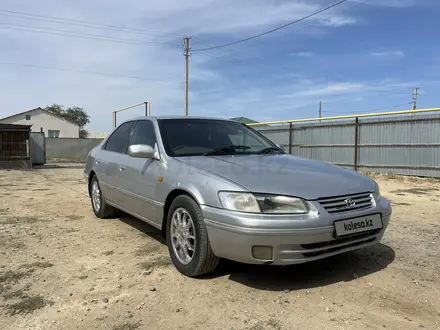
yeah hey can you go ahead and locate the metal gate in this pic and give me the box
[30,132,46,165]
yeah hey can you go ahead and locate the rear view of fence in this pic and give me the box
[254,113,440,178]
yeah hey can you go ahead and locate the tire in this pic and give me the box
[89,175,116,219]
[166,195,219,277]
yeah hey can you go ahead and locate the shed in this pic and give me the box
[0,123,32,169]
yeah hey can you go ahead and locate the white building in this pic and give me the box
[86,131,108,139]
[0,107,79,138]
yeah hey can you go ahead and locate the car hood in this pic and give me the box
[176,154,376,200]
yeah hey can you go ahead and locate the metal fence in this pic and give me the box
[0,125,31,169]
[253,112,440,178]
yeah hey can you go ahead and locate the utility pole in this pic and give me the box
[184,36,191,116]
[319,101,322,120]
[412,87,419,110]
[145,101,150,116]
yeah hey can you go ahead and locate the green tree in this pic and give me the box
[45,104,90,138]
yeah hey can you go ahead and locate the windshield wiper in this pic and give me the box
[256,147,283,154]
[203,145,251,156]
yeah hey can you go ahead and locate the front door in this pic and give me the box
[97,121,136,204]
[117,120,163,227]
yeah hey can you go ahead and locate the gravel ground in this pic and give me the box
[0,167,439,330]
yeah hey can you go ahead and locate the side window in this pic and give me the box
[104,121,135,153]
[129,120,157,147]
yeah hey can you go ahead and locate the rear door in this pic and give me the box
[97,121,136,204]
[117,119,164,227]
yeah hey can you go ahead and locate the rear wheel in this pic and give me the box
[90,175,116,218]
[166,195,219,277]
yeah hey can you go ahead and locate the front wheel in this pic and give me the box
[166,195,219,277]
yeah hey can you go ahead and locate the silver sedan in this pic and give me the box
[84,116,392,277]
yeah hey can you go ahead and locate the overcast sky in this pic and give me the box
[0,0,438,132]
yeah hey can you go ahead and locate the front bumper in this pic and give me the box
[202,197,392,265]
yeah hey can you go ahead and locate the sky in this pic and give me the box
[0,0,439,132]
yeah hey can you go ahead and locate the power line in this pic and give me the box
[0,60,182,83]
[189,0,370,80]
[192,0,365,56]
[192,0,349,52]
[281,0,368,39]
[190,0,369,81]
[0,23,181,48]
[0,8,182,38]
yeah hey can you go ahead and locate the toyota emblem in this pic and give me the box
[344,198,356,207]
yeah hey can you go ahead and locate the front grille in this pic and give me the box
[318,192,373,214]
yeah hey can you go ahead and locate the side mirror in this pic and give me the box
[128,144,155,159]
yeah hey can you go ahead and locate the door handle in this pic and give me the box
[95,160,100,165]
[119,167,125,171]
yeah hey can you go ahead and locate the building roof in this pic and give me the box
[0,107,44,121]
[0,107,79,127]
[0,123,32,131]
[230,117,260,124]
[230,116,269,127]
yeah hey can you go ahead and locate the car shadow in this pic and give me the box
[116,212,395,292]
[208,243,395,291]
[118,212,166,244]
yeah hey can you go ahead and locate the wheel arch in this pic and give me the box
[162,188,200,237]
[87,170,96,197]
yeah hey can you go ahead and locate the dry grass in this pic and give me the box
[391,202,412,206]
[66,214,84,221]
[2,289,26,300]
[0,285,6,295]
[266,318,283,330]
[363,171,440,184]
[5,294,53,316]
[0,270,31,284]
[0,216,40,225]
[112,321,142,330]
[0,235,25,249]
[18,261,54,270]
[138,255,171,270]
[133,243,163,257]
[390,188,438,195]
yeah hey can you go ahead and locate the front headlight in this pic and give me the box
[218,192,260,213]
[218,192,309,214]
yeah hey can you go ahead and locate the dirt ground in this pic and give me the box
[1,166,439,330]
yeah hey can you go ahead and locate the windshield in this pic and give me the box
[157,118,279,157]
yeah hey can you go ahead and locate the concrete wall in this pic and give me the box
[45,138,103,162]
[0,109,80,138]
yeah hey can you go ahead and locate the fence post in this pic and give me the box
[354,117,359,171]
[288,122,293,154]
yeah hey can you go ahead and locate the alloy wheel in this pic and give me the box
[170,207,196,265]
[91,180,101,212]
